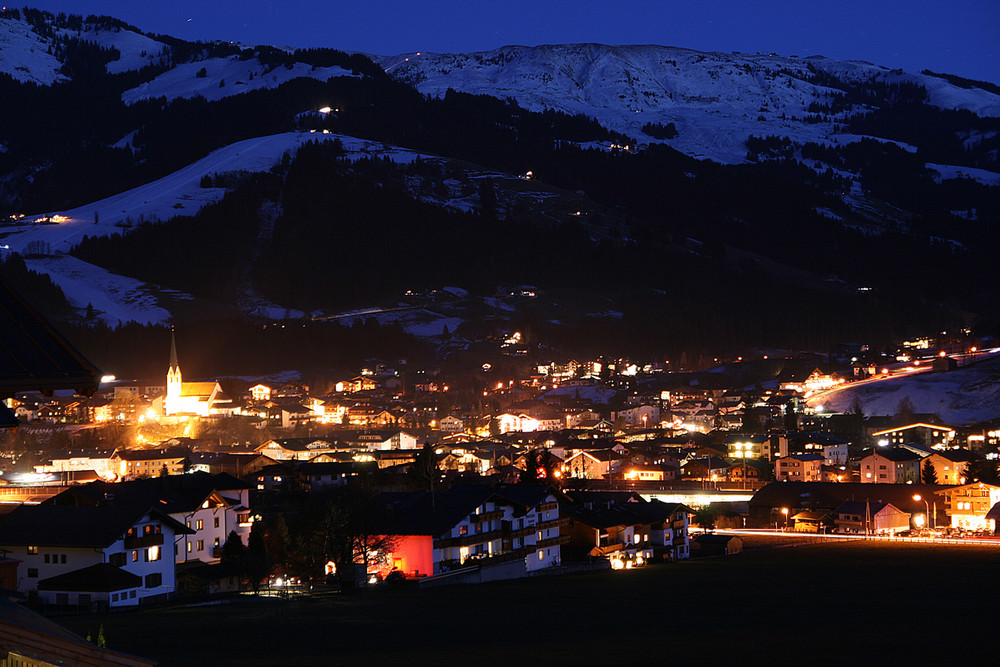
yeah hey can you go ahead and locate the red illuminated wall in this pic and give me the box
[381,535,434,578]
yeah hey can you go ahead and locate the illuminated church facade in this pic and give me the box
[160,331,227,418]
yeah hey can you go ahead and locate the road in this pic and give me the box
[712,527,1000,547]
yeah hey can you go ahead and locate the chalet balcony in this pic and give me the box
[434,529,504,549]
[536,535,570,549]
[536,517,569,531]
[124,533,164,549]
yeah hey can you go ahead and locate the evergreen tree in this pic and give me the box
[243,522,271,595]
[921,459,938,484]
[219,530,246,565]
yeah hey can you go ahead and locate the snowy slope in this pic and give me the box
[121,57,356,104]
[376,44,1000,164]
[0,17,64,84]
[3,130,465,325]
[56,24,168,74]
[28,254,174,325]
[811,354,1000,425]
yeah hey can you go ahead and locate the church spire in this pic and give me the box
[169,326,179,370]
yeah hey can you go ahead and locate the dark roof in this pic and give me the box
[47,472,248,513]
[381,486,496,536]
[37,563,142,592]
[567,500,692,530]
[114,447,190,462]
[750,482,947,514]
[835,500,894,516]
[0,504,192,548]
[0,280,102,398]
[931,448,976,463]
[379,484,559,537]
[867,447,921,462]
[986,502,1000,523]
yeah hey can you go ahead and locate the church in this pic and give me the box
[158,330,229,418]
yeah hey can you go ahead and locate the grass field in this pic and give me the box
[58,540,999,665]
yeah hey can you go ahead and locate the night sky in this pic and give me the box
[19,0,1000,84]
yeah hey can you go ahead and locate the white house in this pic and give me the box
[49,472,252,565]
[0,504,192,608]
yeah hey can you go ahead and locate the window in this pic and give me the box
[27,568,38,578]
[197,540,204,552]
[109,552,126,567]
[131,550,138,562]
[196,519,204,531]
[214,517,220,528]
[214,537,220,548]
[145,573,162,588]
[145,546,161,562]
[130,590,136,599]
[61,554,66,564]
[44,554,50,564]
[187,542,192,553]
[112,593,119,602]
[459,525,468,536]
[55,593,68,605]
[78,594,91,606]
[27,546,38,555]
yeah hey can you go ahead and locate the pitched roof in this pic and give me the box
[866,448,921,462]
[37,563,142,592]
[48,472,248,513]
[0,281,102,398]
[114,447,190,462]
[834,500,896,516]
[750,482,946,514]
[0,504,191,548]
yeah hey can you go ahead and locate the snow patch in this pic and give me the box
[122,57,356,105]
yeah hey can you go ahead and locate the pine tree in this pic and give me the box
[921,459,938,484]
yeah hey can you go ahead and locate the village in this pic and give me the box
[2,325,1000,627]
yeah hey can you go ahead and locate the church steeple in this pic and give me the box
[165,327,182,415]
[169,326,179,372]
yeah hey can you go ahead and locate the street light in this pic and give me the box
[781,507,789,531]
[913,494,931,530]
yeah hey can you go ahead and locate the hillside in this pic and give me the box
[0,8,998,369]
[377,44,1000,164]
[810,353,1000,425]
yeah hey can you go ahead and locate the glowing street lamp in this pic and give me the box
[781,507,789,531]
[913,494,932,530]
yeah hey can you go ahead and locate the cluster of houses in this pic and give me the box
[748,479,1000,535]
[0,472,251,611]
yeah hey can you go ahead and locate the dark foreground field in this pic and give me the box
[59,540,999,665]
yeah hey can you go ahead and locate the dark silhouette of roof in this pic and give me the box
[37,563,142,592]
[47,472,248,514]
[750,482,948,515]
[0,280,102,398]
[0,504,191,548]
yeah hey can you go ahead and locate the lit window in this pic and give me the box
[145,546,161,562]
[27,546,38,555]
[196,519,204,531]
[538,550,544,560]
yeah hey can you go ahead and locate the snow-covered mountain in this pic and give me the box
[376,44,1000,164]
[0,15,167,81]
[121,57,356,105]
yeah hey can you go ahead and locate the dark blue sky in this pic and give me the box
[25,0,1000,84]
